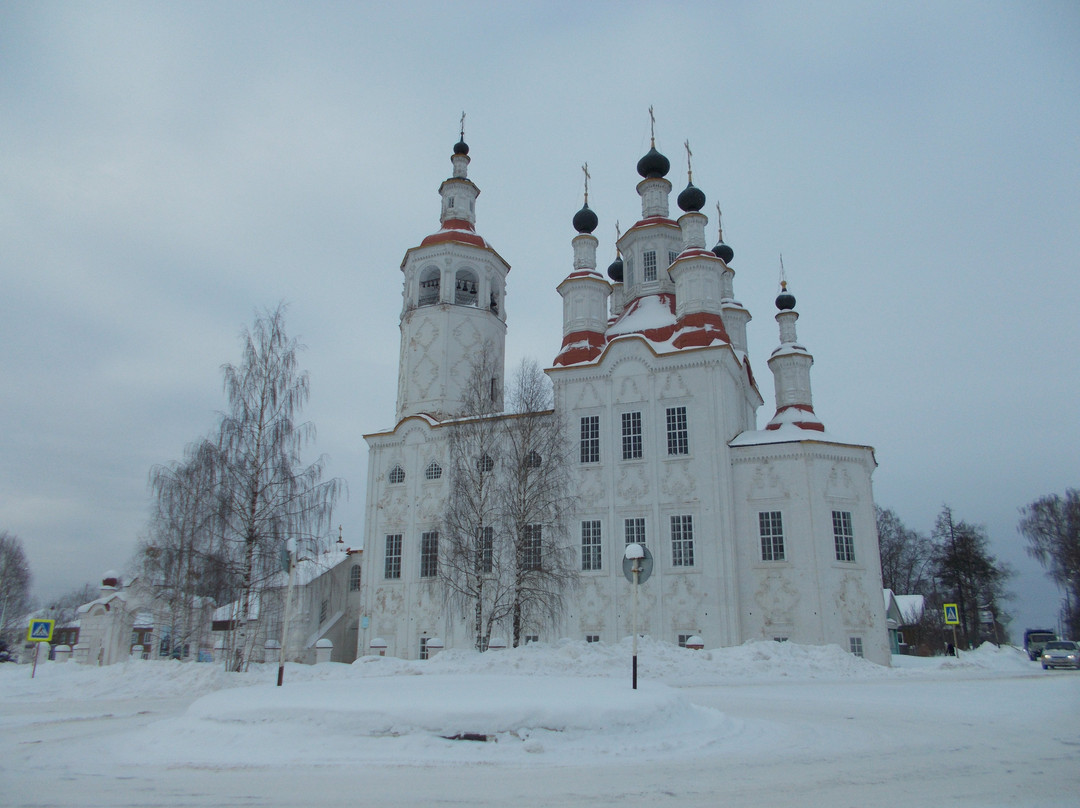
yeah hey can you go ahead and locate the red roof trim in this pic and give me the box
[440,218,475,232]
[420,230,488,248]
[553,329,606,366]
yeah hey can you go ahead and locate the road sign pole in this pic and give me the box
[31,640,40,679]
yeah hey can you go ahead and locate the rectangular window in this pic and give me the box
[759,512,785,561]
[666,406,689,455]
[581,520,602,571]
[585,634,600,643]
[524,635,539,644]
[384,534,402,579]
[480,526,493,574]
[643,250,657,281]
[580,415,599,463]
[624,517,646,547]
[420,637,429,660]
[669,250,678,267]
[671,515,695,567]
[849,637,864,658]
[523,524,542,571]
[319,599,328,625]
[420,531,439,578]
[833,510,855,562]
[621,411,643,460]
[677,634,693,648]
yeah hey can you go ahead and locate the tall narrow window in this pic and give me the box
[643,250,657,282]
[621,411,643,460]
[580,415,599,463]
[759,511,785,561]
[349,564,361,591]
[480,526,493,574]
[523,524,542,571]
[581,520,602,571]
[419,636,430,660]
[849,637,864,658]
[666,406,689,455]
[420,531,439,578]
[624,517,646,547]
[384,534,402,579]
[832,510,855,562]
[669,250,678,267]
[671,515,694,567]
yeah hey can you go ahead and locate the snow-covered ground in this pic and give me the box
[2,639,1077,807]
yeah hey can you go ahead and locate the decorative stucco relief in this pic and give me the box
[576,579,613,631]
[754,571,800,627]
[573,381,603,410]
[577,469,605,503]
[616,464,650,502]
[661,460,696,500]
[664,575,700,628]
[374,586,406,629]
[825,464,858,501]
[615,375,646,404]
[837,573,874,628]
[658,370,690,400]
[750,463,789,500]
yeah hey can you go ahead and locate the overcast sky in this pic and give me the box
[2,1,1077,636]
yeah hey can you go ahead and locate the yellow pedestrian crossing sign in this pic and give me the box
[28,619,55,642]
[943,604,960,626]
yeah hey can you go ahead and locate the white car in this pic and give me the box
[1040,640,1080,670]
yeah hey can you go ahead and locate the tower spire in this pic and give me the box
[765,268,824,432]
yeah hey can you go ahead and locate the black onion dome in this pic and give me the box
[775,286,796,311]
[636,146,670,179]
[712,241,734,264]
[572,203,598,234]
[453,138,469,155]
[677,182,706,212]
[607,256,624,282]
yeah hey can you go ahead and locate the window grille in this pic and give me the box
[581,520,602,571]
[833,510,855,562]
[671,515,695,567]
[621,411,642,460]
[759,511,785,561]
[580,416,599,463]
[384,534,402,579]
[420,531,439,578]
[666,406,689,455]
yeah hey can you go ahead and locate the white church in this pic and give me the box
[357,129,889,666]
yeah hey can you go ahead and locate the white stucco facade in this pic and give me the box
[357,135,889,665]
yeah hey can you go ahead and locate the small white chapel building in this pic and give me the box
[357,130,889,665]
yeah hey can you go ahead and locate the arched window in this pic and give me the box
[455,269,479,306]
[418,267,440,306]
[349,564,361,591]
[389,466,405,484]
[425,461,443,480]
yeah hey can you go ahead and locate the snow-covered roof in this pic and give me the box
[894,595,925,624]
[76,590,128,615]
[729,422,856,448]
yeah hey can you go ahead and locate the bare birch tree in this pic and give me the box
[439,351,514,649]
[1018,489,1080,638]
[138,439,228,658]
[440,357,577,649]
[0,530,32,651]
[213,304,342,670]
[501,359,577,647]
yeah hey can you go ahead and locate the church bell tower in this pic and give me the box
[395,126,510,422]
